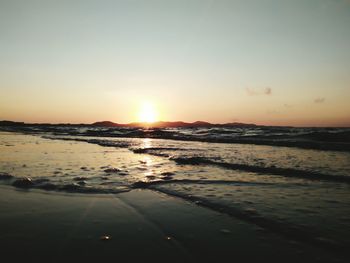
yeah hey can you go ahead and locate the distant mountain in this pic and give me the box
[91,120,257,128]
[0,120,257,128]
[0,120,86,127]
[0,120,26,126]
[91,121,122,127]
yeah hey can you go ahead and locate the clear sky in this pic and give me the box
[1,0,349,126]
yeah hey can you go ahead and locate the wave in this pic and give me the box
[2,125,350,152]
[170,157,350,183]
[0,173,130,194]
[37,137,350,183]
[297,130,350,143]
[43,136,133,148]
[130,179,277,189]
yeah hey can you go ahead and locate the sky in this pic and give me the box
[0,0,349,126]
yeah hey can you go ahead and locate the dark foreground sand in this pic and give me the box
[0,186,344,263]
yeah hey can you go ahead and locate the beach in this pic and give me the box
[0,186,343,262]
[0,130,349,262]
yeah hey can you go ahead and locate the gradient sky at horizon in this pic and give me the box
[1,0,349,126]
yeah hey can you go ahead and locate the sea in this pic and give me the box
[0,125,349,252]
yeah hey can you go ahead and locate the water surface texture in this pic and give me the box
[0,128,349,255]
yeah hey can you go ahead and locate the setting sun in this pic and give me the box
[138,102,158,123]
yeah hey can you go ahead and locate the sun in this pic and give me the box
[138,102,158,123]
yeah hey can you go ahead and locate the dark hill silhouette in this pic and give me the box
[91,120,257,128]
[0,120,257,128]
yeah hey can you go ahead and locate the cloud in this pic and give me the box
[314,98,325,104]
[264,87,272,95]
[246,87,272,96]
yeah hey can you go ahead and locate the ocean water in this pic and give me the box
[0,127,349,253]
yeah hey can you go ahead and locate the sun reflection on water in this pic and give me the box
[142,138,152,149]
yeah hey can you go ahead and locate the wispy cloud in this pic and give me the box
[246,87,272,96]
[314,98,325,104]
[264,87,272,95]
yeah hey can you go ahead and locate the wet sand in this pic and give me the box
[0,186,344,262]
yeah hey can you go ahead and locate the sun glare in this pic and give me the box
[138,102,158,123]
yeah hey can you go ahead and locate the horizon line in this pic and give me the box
[1,119,350,128]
